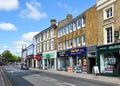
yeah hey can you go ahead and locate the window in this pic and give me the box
[43,33,46,40]
[73,38,76,47]
[66,40,68,49]
[77,18,81,29]
[51,29,54,37]
[73,21,77,31]
[37,36,39,43]
[40,43,42,52]
[104,5,114,20]
[39,34,42,42]
[77,37,80,46]
[60,43,62,50]
[82,35,86,45]
[63,27,65,36]
[60,29,63,37]
[69,39,72,48]
[47,31,49,39]
[63,41,66,50]
[51,39,54,50]
[65,26,69,34]
[43,42,46,51]
[106,7,112,19]
[106,27,113,43]
[58,30,60,38]
[58,43,60,50]
[47,41,49,51]
[36,44,39,53]
[82,17,85,27]
[69,23,73,33]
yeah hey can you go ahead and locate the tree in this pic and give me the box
[2,50,13,62]
[1,50,21,62]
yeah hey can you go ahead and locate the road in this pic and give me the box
[2,65,117,86]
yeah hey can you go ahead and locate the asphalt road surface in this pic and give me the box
[2,65,117,86]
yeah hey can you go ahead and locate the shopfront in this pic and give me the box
[97,43,120,77]
[34,54,42,68]
[42,51,57,70]
[87,45,97,73]
[68,47,87,73]
[57,51,69,71]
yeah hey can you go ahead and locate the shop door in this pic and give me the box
[89,58,95,73]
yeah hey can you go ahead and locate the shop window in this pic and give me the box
[100,53,118,74]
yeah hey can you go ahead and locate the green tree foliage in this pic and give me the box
[2,50,21,62]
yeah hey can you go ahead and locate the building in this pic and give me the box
[26,44,34,68]
[34,32,43,69]
[96,0,120,76]
[57,6,98,73]
[21,45,27,64]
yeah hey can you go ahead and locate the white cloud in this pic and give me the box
[0,0,19,11]
[20,1,48,20]
[0,31,39,56]
[0,22,17,31]
[58,2,78,14]
[12,31,39,55]
[22,32,39,42]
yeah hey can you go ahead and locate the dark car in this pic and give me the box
[21,63,29,70]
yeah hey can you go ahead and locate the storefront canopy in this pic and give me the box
[34,55,42,60]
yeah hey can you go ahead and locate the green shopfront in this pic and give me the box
[97,43,120,77]
[42,51,57,70]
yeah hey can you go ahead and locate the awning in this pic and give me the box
[34,55,42,60]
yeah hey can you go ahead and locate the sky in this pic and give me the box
[0,0,96,56]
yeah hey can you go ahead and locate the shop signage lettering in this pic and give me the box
[58,51,68,57]
[70,49,84,53]
[99,47,107,50]
[68,47,87,56]
[109,45,120,49]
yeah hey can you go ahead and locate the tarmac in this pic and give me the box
[31,68,120,86]
[0,66,120,86]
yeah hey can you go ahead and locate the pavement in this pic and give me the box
[31,68,120,86]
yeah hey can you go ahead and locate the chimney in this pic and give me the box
[50,19,56,26]
[66,14,73,21]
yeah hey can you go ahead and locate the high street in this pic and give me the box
[1,65,118,86]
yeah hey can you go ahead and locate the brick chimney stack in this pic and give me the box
[50,19,56,26]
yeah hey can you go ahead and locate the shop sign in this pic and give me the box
[57,51,68,57]
[68,47,87,56]
[114,31,119,38]
[99,47,107,50]
[42,53,54,59]
[109,45,120,49]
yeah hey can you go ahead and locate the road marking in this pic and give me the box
[63,82,75,86]
[43,76,58,81]
[55,82,75,86]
